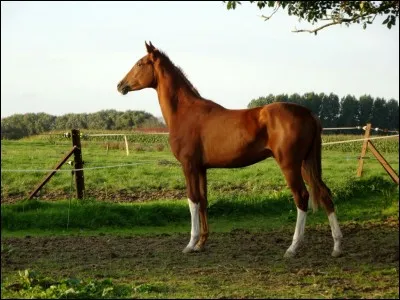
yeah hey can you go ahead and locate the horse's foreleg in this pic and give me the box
[281,167,309,258]
[183,198,200,253]
[194,169,208,251]
[182,164,201,253]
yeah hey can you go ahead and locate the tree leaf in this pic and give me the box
[382,17,390,25]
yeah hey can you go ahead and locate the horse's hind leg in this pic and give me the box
[302,163,343,257]
[280,165,310,258]
[319,184,343,257]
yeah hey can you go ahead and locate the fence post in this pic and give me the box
[71,129,85,199]
[124,135,129,156]
[367,141,399,184]
[357,123,371,177]
[28,146,77,200]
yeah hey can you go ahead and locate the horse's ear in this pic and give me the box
[145,41,156,53]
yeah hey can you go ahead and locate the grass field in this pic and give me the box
[1,134,399,298]
[1,134,398,203]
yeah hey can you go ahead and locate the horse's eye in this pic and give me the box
[137,62,143,67]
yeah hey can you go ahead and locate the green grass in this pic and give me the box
[1,135,399,238]
[1,175,398,234]
[1,135,399,201]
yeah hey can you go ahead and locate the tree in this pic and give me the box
[55,115,69,130]
[225,1,399,35]
[104,110,118,130]
[86,112,106,130]
[371,97,389,129]
[338,95,359,126]
[288,93,302,106]
[302,92,322,116]
[386,99,399,130]
[65,113,88,130]
[35,113,56,133]
[275,93,289,102]
[319,93,340,127]
[247,94,275,108]
[358,94,374,126]
[1,114,29,139]
[115,111,134,130]
[1,110,164,139]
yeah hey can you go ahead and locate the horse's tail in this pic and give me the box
[302,115,333,212]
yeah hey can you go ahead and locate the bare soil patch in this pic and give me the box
[2,220,398,297]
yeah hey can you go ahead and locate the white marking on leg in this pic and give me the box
[328,212,343,257]
[183,198,200,253]
[284,207,307,258]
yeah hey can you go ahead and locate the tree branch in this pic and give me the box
[259,3,280,21]
[292,20,343,34]
[292,13,372,34]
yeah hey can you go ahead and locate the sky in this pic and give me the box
[1,1,399,120]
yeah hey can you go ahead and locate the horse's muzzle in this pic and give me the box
[117,81,129,95]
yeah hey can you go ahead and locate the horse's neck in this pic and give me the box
[155,69,195,128]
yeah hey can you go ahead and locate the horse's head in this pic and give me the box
[117,41,159,95]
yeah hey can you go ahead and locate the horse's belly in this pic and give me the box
[204,145,272,168]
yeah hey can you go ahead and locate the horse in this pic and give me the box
[117,41,343,258]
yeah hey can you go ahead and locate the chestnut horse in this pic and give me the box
[117,42,343,258]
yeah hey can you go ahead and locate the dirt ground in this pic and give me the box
[2,218,399,298]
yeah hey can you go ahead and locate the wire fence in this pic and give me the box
[322,126,398,133]
[1,126,399,203]
[34,125,398,139]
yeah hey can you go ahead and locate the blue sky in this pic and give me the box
[1,1,399,119]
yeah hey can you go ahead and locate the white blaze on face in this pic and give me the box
[185,198,200,250]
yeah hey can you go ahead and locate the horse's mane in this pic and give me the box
[158,50,201,98]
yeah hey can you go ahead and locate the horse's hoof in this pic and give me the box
[182,247,195,253]
[284,250,295,258]
[331,250,342,257]
[194,245,205,252]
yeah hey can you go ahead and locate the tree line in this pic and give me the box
[248,93,399,131]
[1,93,398,139]
[1,110,166,140]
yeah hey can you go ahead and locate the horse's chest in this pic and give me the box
[168,133,201,163]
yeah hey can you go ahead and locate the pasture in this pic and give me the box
[1,133,399,298]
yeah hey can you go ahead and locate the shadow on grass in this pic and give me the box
[1,176,397,231]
